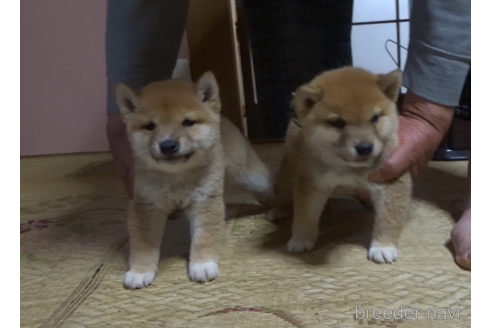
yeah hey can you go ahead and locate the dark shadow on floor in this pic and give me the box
[154,202,271,262]
[412,163,468,222]
[258,162,469,266]
[259,198,376,266]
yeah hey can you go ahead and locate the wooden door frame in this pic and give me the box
[186,0,248,135]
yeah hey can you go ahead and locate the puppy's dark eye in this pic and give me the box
[371,115,380,123]
[328,119,346,129]
[182,119,196,127]
[143,122,155,131]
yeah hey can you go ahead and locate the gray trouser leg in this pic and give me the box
[403,0,471,107]
[106,0,190,115]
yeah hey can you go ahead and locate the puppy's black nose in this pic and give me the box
[355,142,373,156]
[159,140,179,155]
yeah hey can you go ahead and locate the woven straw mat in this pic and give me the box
[20,144,471,328]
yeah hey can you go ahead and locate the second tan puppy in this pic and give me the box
[269,67,412,264]
[116,72,273,289]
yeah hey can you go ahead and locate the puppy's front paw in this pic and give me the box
[368,245,398,264]
[287,238,315,253]
[123,270,156,289]
[189,261,219,283]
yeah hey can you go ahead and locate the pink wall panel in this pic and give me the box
[21,0,108,156]
[21,1,189,156]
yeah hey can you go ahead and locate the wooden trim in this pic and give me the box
[235,0,261,139]
[186,0,246,134]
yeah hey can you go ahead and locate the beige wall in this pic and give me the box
[21,1,188,156]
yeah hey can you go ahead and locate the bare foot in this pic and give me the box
[451,208,470,269]
[451,161,471,270]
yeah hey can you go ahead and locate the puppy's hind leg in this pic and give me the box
[367,173,412,264]
[267,154,295,221]
[233,146,275,208]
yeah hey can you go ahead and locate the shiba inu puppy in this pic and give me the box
[269,67,412,264]
[116,72,273,289]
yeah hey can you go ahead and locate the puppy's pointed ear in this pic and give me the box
[377,69,402,102]
[195,71,221,112]
[292,85,323,119]
[115,83,140,115]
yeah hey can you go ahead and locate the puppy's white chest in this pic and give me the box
[164,185,194,209]
[320,171,359,189]
[141,182,195,210]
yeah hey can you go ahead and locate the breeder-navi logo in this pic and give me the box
[355,304,461,320]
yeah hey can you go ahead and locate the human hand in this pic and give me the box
[369,90,455,182]
[355,91,455,204]
[106,115,134,198]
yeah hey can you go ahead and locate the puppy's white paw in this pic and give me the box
[287,238,315,253]
[267,207,291,222]
[123,270,156,289]
[368,245,398,264]
[189,261,219,283]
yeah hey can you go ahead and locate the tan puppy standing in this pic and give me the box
[269,67,412,263]
[116,72,273,289]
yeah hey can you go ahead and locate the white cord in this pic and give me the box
[385,39,408,72]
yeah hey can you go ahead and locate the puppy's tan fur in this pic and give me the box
[116,72,273,288]
[269,67,412,263]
